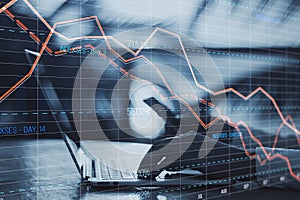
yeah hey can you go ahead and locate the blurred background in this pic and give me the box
[0,0,300,199]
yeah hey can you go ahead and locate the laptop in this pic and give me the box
[27,51,208,187]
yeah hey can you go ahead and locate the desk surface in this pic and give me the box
[0,137,299,200]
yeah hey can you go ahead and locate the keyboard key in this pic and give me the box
[100,162,109,180]
[107,160,121,180]
[119,160,135,179]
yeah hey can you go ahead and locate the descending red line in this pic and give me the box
[1,0,300,181]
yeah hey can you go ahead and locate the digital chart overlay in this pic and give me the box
[1,0,300,182]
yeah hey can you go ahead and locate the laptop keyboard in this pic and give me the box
[93,159,136,180]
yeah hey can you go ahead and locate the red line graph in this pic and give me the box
[1,0,300,181]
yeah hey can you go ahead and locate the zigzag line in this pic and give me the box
[1,0,300,181]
